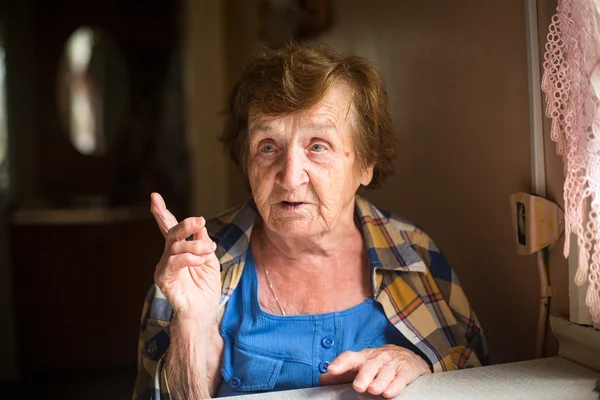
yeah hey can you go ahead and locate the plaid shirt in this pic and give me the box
[133,195,488,399]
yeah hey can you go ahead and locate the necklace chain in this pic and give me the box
[260,237,286,316]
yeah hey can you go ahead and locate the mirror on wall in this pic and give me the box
[57,26,128,156]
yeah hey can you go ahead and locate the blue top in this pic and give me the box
[216,248,428,397]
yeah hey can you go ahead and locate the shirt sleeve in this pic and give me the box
[427,248,490,368]
[132,284,174,400]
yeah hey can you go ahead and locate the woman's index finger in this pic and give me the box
[150,192,178,238]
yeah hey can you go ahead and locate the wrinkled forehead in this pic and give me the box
[248,83,356,130]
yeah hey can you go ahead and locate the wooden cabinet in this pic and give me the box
[11,210,163,371]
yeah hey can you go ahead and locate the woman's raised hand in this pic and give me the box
[319,344,431,398]
[150,192,221,325]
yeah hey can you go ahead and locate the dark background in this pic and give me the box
[1,0,185,398]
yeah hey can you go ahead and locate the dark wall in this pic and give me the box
[5,0,187,380]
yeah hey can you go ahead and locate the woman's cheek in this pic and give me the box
[249,154,271,179]
[249,165,275,203]
[248,167,264,197]
[308,152,333,167]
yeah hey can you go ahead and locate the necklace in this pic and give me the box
[260,237,286,316]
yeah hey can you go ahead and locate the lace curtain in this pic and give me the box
[541,0,600,322]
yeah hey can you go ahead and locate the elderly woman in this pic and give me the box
[133,43,488,400]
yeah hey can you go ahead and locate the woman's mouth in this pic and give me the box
[281,201,304,211]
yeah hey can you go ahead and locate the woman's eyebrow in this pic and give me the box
[249,123,272,132]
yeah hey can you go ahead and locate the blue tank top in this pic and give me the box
[217,248,428,397]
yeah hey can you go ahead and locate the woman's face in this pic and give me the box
[247,85,374,239]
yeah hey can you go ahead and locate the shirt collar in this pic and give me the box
[354,195,428,274]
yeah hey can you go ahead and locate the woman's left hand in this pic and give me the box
[319,344,431,398]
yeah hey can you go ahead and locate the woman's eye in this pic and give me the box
[311,143,326,152]
[261,144,275,153]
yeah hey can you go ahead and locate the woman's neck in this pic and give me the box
[257,216,363,276]
[264,213,361,254]
[253,211,372,314]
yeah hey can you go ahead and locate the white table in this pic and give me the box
[219,357,599,400]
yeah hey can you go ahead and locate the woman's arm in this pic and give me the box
[131,287,224,400]
[165,318,218,399]
[166,320,208,399]
[131,193,224,399]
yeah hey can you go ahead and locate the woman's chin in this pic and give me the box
[267,217,322,238]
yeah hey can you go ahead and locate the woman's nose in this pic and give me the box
[277,149,309,190]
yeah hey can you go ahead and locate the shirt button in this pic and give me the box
[318,361,330,374]
[321,336,335,349]
[230,376,241,389]
[147,341,158,356]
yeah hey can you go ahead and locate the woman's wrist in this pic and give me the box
[170,312,214,338]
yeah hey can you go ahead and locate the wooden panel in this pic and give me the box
[12,218,162,371]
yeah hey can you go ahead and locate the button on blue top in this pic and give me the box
[321,336,335,349]
[147,341,158,356]
[230,377,241,389]
[318,361,330,374]
[216,248,430,397]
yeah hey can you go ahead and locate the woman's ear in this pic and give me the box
[359,164,374,186]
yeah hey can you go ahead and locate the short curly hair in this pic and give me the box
[220,42,397,188]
